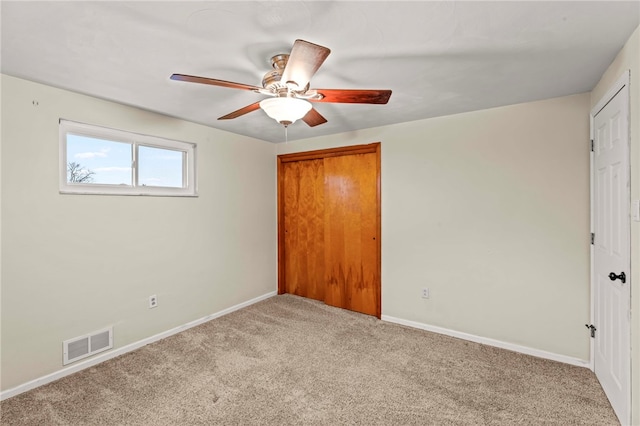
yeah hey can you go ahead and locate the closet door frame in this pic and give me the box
[277,142,381,318]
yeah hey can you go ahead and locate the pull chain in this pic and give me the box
[285,125,288,143]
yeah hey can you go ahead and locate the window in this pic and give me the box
[60,120,197,196]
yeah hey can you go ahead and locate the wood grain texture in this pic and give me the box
[278,144,379,163]
[302,108,328,127]
[281,40,331,90]
[277,143,381,318]
[312,89,392,104]
[170,74,261,91]
[323,153,378,316]
[282,160,325,301]
[218,102,261,120]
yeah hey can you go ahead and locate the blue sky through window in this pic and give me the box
[67,134,132,185]
[67,134,184,187]
[139,145,184,188]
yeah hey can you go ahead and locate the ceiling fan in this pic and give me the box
[170,39,392,127]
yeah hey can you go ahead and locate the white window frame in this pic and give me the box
[59,119,197,196]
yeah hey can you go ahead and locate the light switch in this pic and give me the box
[633,200,640,222]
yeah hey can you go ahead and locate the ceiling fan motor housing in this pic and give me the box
[262,69,284,91]
[261,54,289,89]
[270,54,289,70]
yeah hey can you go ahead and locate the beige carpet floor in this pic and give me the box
[1,294,618,425]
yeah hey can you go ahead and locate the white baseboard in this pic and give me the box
[381,315,590,369]
[0,291,277,401]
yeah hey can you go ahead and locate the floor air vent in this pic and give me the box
[63,327,113,365]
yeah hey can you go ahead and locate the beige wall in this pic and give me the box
[0,75,277,391]
[590,25,640,426]
[278,93,591,360]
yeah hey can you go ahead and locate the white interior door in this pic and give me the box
[592,73,630,425]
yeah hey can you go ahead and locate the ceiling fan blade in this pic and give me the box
[312,89,392,104]
[281,40,331,91]
[171,74,261,92]
[302,108,328,127]
[218,102,262,120]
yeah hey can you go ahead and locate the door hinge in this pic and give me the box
[585,324,596,338]
[591,233,595,245]
[590,139,594,152]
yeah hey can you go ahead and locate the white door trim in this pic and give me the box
[591,72,630,119]
[589,69,631,424]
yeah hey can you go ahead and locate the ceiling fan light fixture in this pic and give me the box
[259,97,312,126]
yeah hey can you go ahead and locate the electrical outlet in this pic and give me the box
[421,288,429,299]
[149,295,158,309]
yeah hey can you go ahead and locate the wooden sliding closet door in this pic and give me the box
[323,152,378,316]
[278,143,381,318]
[282,159,325,301]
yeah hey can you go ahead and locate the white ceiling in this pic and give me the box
[2,1,639,143]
